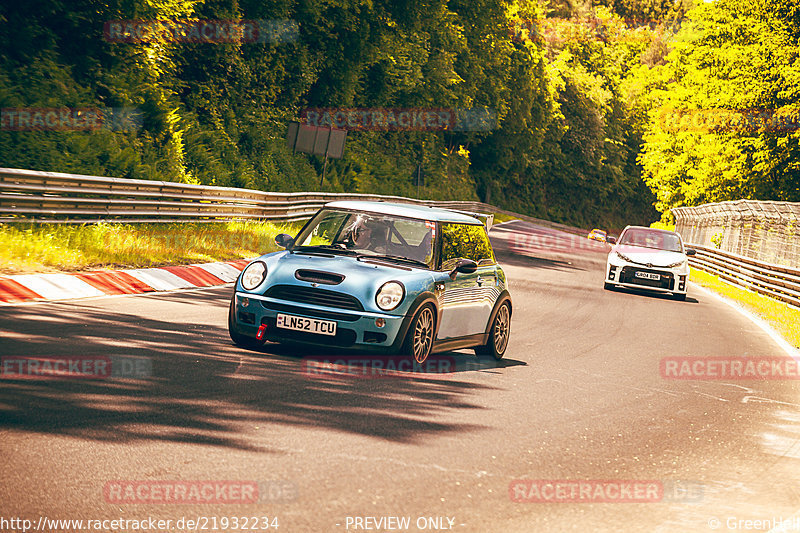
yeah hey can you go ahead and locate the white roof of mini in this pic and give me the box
[323,201,484,224]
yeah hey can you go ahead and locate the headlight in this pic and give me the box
[241,261,267,290]
[615,251,633,263]
[376,281,405,311]
[666,259,687,268]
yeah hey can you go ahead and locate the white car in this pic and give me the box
[604,226,696,301]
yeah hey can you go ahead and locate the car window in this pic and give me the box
[619,228,682,252]
[293,208,435,266]
[295,210,350,246]
[440,223,495,270]
[390,219,430,246]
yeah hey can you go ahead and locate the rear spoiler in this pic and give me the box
[450,210,494,231]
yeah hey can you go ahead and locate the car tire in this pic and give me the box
[403,304,436,364]
[228,295,263,349]
[604,282,615,291]
[474,301,511,360]
[673,293,687,301]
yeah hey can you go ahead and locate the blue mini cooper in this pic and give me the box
[228,201,512,363]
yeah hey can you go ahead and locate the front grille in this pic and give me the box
[620,266,674,290]
[260,300,360,322]
[264,284,364,311]
[295,269,344,285]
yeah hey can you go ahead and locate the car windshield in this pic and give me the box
[292,208,435,268]
[619,228,683,252]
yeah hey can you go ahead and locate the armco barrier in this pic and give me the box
[673,200,800,268]
[0,167,588,236]
[686,243,800,308]
[673,199,800,308]
[3,168,800,308]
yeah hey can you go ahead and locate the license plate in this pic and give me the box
[635,271,661,281]
[276,313,337,336]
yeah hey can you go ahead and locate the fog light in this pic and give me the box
[240,297,249,308]
[375,318,386,328]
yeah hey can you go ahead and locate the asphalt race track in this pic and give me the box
[2,220,800,532]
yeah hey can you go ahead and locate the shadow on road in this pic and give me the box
[0,290,512,450]
[605,285,700,304]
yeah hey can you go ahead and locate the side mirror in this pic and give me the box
[607,236,617,245]
[685,248,696,256]
[449,258,478,280]
[275,233,294,249]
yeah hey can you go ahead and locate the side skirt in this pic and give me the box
[432,333,488,354]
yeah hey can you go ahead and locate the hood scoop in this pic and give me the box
[294,269,345,285]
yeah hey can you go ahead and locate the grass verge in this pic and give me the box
[0,221,303,275]
[492,212,521,224]
[690,267,800,350]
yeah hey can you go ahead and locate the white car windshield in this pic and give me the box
[619,228,682,252]
[292,209,435,267]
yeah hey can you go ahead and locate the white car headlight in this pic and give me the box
[667,259,688,268]
[241,261,267,290]
[376,281,405,311]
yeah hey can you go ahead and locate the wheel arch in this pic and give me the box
[389,291,440,353]
[483,291,512,339]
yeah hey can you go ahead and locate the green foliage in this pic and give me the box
[639,0,800,215]
[13,0,797,231]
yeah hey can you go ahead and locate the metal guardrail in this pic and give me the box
[673,200,800,268]
[3,168,799,307]
[0,167,589,236]
[688,243,800,308]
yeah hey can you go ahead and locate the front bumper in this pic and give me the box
[605,262,689,294]
[231,291,407,351]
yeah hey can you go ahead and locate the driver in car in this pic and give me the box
[347,218,390,254]
[645,233,662,249]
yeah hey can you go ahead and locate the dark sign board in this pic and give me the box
[327,129,347,159]
[286,122,346,159]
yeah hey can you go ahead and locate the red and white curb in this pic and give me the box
[0,259,251,305]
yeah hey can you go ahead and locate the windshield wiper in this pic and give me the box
[292,245,358,256]
[362,254,430,268]
[620,243,680,252]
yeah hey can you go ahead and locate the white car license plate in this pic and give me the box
[635,271,661,281]
[276,313,337,336]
